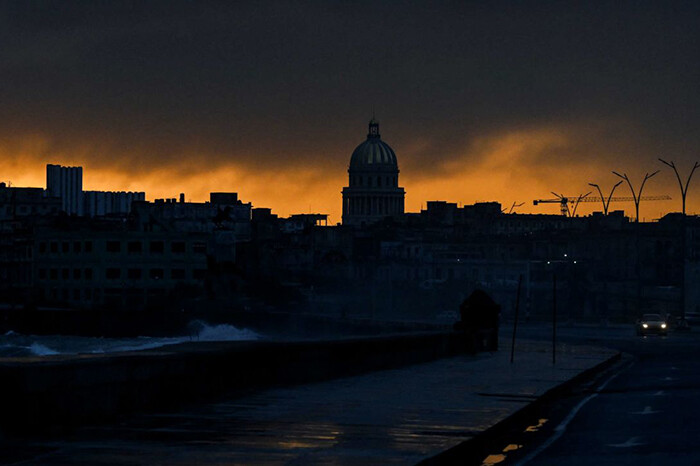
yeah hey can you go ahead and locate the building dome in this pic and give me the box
[342,118,405,227]
[349,119,398,169]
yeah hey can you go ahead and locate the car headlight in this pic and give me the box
[643,323,648,328]
[661,323,667,329]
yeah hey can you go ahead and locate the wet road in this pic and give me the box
[0,330,615,465]
[526,332,700,465]
[463,327,700,466]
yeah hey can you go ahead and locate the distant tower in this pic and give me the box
[342,119,405,226]
[46,164,83,216]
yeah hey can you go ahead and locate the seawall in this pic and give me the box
[0,332,466,433]
[0,306,444,338]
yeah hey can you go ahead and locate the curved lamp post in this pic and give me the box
[588,181,623,216]
[502,202,524,214]
[658,159,700,215]
[658,158,699,327]
[612,170,659,222]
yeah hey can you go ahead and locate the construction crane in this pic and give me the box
[533,192,592,217]
[533,192,672,217]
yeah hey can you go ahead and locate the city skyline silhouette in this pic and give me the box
[0,2,698,222]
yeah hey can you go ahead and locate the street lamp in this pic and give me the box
[612,170,660,222]
[588,181,623,216]
[570,192,591,217]
[658,158,699,328]
[502,202,524,214]
[658,159,700,216]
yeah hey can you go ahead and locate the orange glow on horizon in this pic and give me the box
[1,127,696,223]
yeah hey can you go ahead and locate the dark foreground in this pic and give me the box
[0,327,616,465]
[432,327,700,466]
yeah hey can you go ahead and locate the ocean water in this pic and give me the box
[0,321,259,357]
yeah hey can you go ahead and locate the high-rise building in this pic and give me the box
[341,119,405,226]
[47,164,145,217]
[46,164,83,216]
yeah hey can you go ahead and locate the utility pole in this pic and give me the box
[552,273,557,365]
[510,275,523,364]
[613,170,659,222]
[589,181,623,215]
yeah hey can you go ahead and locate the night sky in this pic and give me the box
[1,1,698,222]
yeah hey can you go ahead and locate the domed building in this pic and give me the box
[342,118,405,226]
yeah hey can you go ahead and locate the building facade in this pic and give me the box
[0,183,61,220]
[33,226,209,311]
[84,190,146,217]
[342,119,405,226]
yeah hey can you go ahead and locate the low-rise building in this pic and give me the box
[33,221,209,311]
[0,183,61,220]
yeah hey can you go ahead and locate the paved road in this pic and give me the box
[454,327,700,466]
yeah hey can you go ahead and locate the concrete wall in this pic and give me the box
[0,332,466,433]
[0,307,446,338]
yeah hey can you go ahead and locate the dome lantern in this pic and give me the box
[368,118,380,138]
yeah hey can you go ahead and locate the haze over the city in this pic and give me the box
[1,1,698,222]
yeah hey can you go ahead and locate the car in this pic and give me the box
[635,313,668,336]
